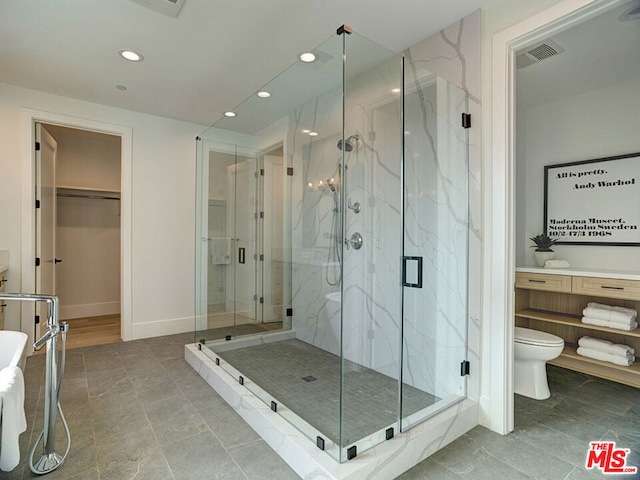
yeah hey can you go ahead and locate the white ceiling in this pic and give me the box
[517,1,640,109]
[0,0,491,127]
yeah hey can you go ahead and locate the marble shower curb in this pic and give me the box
[186,343,479,480]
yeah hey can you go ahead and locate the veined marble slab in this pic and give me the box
[186,343,478,480]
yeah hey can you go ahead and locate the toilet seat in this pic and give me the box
[515,327,564,347]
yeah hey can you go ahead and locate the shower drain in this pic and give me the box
[302,375,317,382]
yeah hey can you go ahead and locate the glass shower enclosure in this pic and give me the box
[195,26,469,463]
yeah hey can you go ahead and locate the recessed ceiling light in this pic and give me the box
[299,52,316,63]
[257,91,271,98]
[116,85,127,91]
[224,111,237,117]
[308,131,319,136]
[119,50,144,62]
[391,88,401,93]
[302,129,311,133]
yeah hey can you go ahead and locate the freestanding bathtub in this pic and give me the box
[0,331,28,371]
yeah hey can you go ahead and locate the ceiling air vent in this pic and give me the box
[131,0,186,17]
[516,40,564,69]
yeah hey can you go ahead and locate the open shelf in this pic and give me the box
[551,347,640,388]
[516,308,640,338]
[516,269,640,389]
[57,185,120,195]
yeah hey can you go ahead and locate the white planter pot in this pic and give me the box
[534,251,555,267]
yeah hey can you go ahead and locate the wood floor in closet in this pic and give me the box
[35,314,121,353]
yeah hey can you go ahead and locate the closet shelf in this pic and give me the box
[550,347,640,388]
[57,186,120,201]
[516,308,640,339]
[58,185,120,194]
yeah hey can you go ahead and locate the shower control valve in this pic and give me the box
[346,232,363,250]
[348,199,361,214]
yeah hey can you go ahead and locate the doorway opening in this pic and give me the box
[35,123,123,350]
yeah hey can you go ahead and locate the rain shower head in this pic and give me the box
[337,135,359,152]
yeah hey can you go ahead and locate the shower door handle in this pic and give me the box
[238,247,245,264]
[402,256,423,288]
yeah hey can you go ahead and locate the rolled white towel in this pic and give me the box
[609,318,640,331]
[583,302,637,323]
[578,336,635,358]
[0,366,27,472]
[581,316,639,331]
[576,347,634,367]
[544,259,570,269]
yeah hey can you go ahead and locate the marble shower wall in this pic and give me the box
[289,10,481,403]
[405,10,482,402]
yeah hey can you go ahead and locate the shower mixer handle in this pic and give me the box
[346,232,363,250]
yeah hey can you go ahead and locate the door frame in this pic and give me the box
[487,0,621,433]
[21,109,133,349]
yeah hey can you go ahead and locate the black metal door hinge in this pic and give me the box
[461,113,471,129]
[460,360,470,376]
[35,257,40,267]
[35,315,40,325]
[35,199,40,208]
[35,141,41,151]
[286,308,293,317]
[287,167,293,176]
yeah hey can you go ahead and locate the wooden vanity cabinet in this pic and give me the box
[515,269,640,388]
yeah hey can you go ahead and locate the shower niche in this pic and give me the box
[192,25,470,475]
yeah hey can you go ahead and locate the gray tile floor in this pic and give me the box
[217,338,438,446]
[2,331,639,480]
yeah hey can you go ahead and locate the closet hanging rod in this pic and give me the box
[56,192,120,201]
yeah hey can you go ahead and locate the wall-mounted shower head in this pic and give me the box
[337,135,359,152]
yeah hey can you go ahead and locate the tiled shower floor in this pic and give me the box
[216,338,438,446]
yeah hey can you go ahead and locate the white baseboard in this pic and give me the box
[130,316,193,340]
[60,301,120,320]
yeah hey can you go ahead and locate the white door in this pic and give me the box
[35,123,57,334]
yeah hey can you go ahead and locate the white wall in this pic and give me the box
[0,82,206,339]
[516,76,640,270]
[47,125,122,190]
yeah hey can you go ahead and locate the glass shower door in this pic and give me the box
[195,145,258,341]
[401,66,469,429]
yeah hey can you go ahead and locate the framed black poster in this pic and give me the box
[544,152,640,246]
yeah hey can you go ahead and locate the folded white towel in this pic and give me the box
[209,237,231,266]
[0,366,27,472]
[583,302,637,323]
[576,347,634,367]
[544,259,570,269]
[582,316,639,331]
[578,336,635,358]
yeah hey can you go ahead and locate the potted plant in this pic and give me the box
[530,233,559,267]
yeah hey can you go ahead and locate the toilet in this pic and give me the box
[514,326,564,400]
